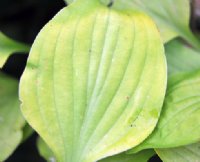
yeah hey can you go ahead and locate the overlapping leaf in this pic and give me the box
[64,0,112,6]
[165,39,200,76]
[99,149,155,162]
[156,142,200,162]
[65,0,194,44]
[0,73,25,161]
[37,138,55,162]
[106,0,200,47]
[20,1,166,161]
[64,0,73,5]
[22,124,34,142]
[0,31,29,68]
[128,71,200,153]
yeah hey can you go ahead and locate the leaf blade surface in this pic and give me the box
[0,32,29,68]
[0,73,25,161]
[20,2,167,162]
[128,71,200,153]
[156,142,200,162]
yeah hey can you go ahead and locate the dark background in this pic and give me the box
[0,0,199,161]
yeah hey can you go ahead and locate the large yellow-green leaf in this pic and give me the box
[0,31,29,68]
[156,142,200,162]
[128,71,200,153]
[37,137,155,162]
[20,1,167,161]
[0,73,25,161]
[165,39,200,76]
[107,0,200,47]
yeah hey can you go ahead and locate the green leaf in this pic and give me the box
[22,124,34,142]
[0,31,29,68]
[165,39,200,76]
[110,0,200,48]
[156,142,200,162]
[99,149,155,162]
[63,0,73,5]
[0,73,25,161]
[20,1,167,162]
[37,137,155,162]
[64,0,113,5]
[37,137,55,162]
[128,71,200,153]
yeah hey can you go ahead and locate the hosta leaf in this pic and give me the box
[20,1,167,162]
[67,0,200,47]
[65,0,113,6]
[128,71,200,153]
[22,124,34,142]
[165,39,200,76]
[64,0,73,5]
[99,149,155,162]
[0,73,25,161]
[37,138,55,162]
[37,137,155,162]
[156,142,200,162]
[0,31,29,68]
[109,0,200,47]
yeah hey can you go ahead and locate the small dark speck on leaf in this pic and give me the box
[108,0,114,7]
[157,27,161,33]
[27,62,37,70]
[130,124,136,128]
